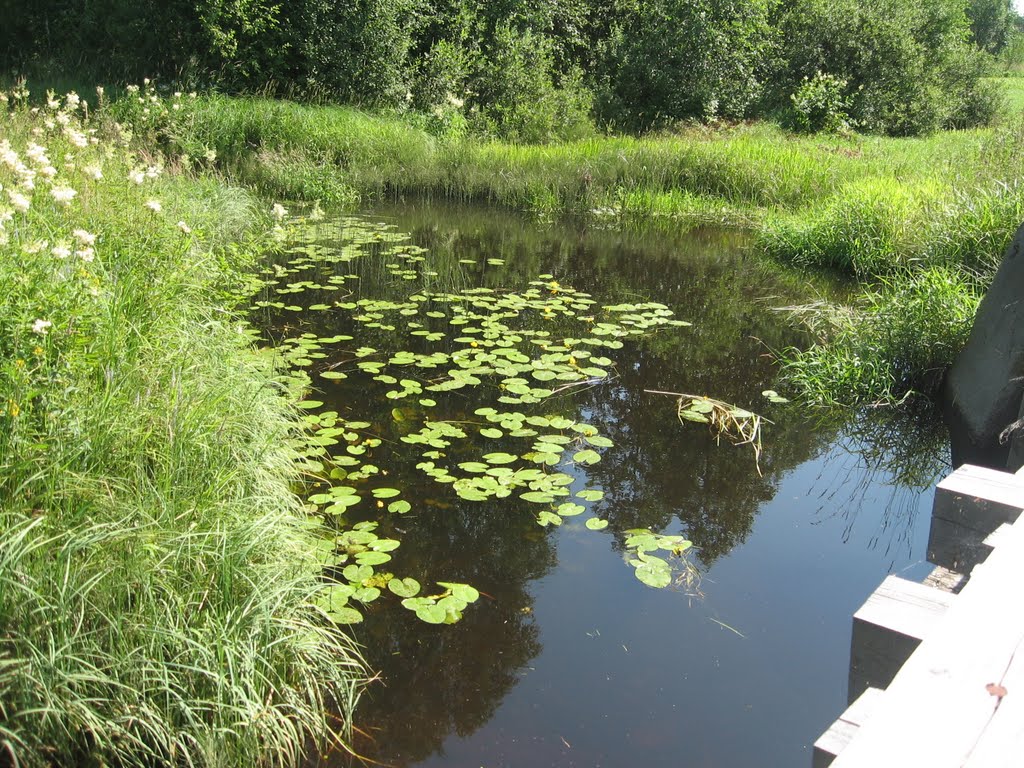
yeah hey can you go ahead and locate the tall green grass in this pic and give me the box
[162,92,1024,405]
[0,89,363,766]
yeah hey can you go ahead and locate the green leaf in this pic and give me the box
[537,510,563,527]
[480,428,503,439]
[557,502,586,517]
[634,562,672,588]
[437,582,480,603]
[573,449,601,465]
[387,500,411,514]
[586,518,609,530]
[585,435,614,448]
[355,551,392,566]
[372,488,401,499]
[327,606,364,624]
[388,577,421,598]
[521,491,555,503]
[296,400,324,409]
[483,452,518,464]
[576,489,604,502]
[415,604,448,624]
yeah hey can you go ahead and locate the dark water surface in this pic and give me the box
[263,202,948,768]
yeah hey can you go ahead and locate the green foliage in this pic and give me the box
[782,268,980,404]
[291,0,416,105]
[774,0,997,135]
[0,88,363,766]
[967,0,1016,53]
[469,25,594,143]
[786,72,853,134]
[598,0,777,130]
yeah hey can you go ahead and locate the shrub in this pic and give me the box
[786,72,854,133]
[598,0,776,131]
[774,0,998,135]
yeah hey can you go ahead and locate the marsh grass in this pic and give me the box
[0,89,363,766]
[156,92,1024,405]
[781,267,980,405]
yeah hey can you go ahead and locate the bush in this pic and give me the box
[786,72,854,133]
[469,26,594,143]
[598,0,776,131]
[774,0,998,135]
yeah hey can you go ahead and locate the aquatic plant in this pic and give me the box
[255,214,714,624]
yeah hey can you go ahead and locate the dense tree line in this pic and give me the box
[1,0,1015,138]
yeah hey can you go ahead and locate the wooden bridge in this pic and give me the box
[814,463,1024,767]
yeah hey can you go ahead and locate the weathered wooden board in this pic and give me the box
[833,517,1024,766]
[932,464,1024,532]
[813,688,885,768]
[928,465,1024,572]
[848,575,955,702]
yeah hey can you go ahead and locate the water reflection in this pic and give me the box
[267,202,947,768]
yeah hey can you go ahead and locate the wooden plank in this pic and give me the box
[932,464,1024,533]
[812,688,884,768]
[927,516,995,572]
[832,518,1024,766]
[848,576,954,702]
[962,631,1024,766]
[922,565,966,594]
[983,522,1013,551]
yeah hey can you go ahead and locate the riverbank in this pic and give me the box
[166,86,1024,405]
[0,88,362,766]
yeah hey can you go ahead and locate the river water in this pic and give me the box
[257,201,949,768]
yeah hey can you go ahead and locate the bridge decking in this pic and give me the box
[816,463,1024,767]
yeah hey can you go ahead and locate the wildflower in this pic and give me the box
[76,247,95,262]
[32,346,42,356]
[0,209,12,225]
[65,91,80,110]
[25,143,48,164]
[126,84,139,94]
[310,201,325,221]
[65,129,88,148]
[46,91,60,110]
[50,187,77,205]
[85,165,103,180]
[23,240,46,254]
[176,220,192,234]
[144,165,161,180]
[204,149,216,163]
[56,113,71,127]
[73,229,96,245]
[9,191,29,212]
[271,203,288,221]
[145,199,162,213]
[129,169,145,185]
[8,401,20,418]
[40,166,57,179]
[51,245,71,259]
[14,359,24,369]
[31,319,52,335]
[95,86,104,99]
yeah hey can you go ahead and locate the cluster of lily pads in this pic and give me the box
[255,216,701,623]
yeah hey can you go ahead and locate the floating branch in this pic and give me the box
[645,390,769,475]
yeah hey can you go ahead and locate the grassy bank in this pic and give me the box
[159,89,1024,405]
[0,88,362,765]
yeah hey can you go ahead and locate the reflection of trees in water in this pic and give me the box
[290,203,947,766]
[802,403,949,565]
[330,488,553,767]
